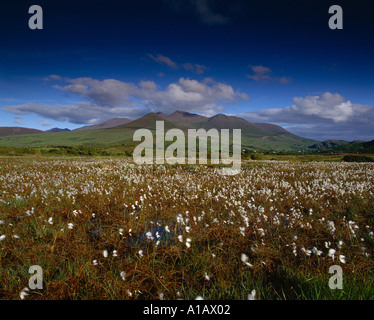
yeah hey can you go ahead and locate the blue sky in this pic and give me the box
[0,0,373,140]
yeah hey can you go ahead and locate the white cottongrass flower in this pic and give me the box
[92,260,98,265]
[241,253,253,267]
[48,217,53,225]
[339,255,346,264]
[312,247,322,256]
[204,272,211,281]
[159,293,164,300]
[165,225,170,233]
[0,220,4,224]
[20,287,29,300]
[103,249,108,258]
[145,231,153,240]
[248,289,256,300]
[212,253,216,258]
[0,235,6,241]
[178,235,183,243]
[327,221,335,233]
[185,226,191,233]
[338,240,343,248]
[185,238,192,248]
[67,223,74,230]
[13,234,20,239]
[112,250,118,257]
[195,296,204,300]
[300,247,312,256]
[119,228,124,236]
[328,248,336,261]
[120,271,126,281]
[138,250,144,257]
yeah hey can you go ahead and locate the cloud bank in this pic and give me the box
[3,76,249,124]
[238,92,374,141]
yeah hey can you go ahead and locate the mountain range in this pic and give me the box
[0,110,371,152]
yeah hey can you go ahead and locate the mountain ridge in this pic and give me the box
[0,110,362,152]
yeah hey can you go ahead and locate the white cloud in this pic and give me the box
[3,102,151,125]
[238,92,374,141]
[140,77,249,115]
[3,76,249,123]
[241,92,361,123]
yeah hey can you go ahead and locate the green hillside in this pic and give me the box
[0,111,319,151]
[319,140,374,154]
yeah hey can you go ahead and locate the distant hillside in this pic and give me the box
[45,128,71,132]
[74,118,132,132]
[0,127,43,137]
[319,140,374,154]
[0,111,318,151]
[308,140,350,150]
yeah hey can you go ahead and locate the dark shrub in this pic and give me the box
[342,155,374,162]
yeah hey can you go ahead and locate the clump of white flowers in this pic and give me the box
[120,271,126,281]
[241,253,253,267]
[248,289,256,300]
[20,287,29,300]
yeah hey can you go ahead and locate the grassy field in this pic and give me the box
[0,157,373,300]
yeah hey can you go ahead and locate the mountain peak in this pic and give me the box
[46,127,71,133]
[170,110,194,116]
[210,114,230,120]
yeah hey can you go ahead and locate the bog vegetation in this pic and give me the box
[0,157,373,300]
